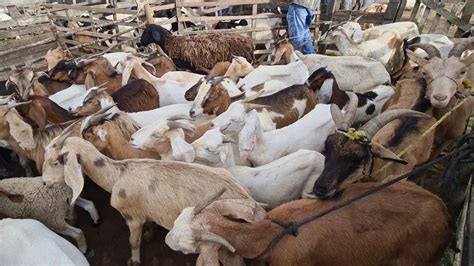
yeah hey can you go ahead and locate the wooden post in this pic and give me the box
[251,3,257,41]
[144,4,155,25]
[318,0,337,54]
[176,0,183,34]
[455,0,473,37]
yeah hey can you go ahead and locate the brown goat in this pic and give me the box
[190,79,317,129]
[166,181,452,266]
[71,79,159,116]
[82,117,160,160]
[31,74,71,97]
[145,56,176,77]
[16,96,76,130]
[312,79,435,199]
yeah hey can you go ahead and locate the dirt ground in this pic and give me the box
[74,179,198,266]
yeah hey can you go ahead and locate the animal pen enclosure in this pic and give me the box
[0,0,416,79]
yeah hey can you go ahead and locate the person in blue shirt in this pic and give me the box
[287,0,319,54]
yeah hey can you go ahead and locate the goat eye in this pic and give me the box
[205,148,216,153]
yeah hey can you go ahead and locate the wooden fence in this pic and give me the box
[409,0,472,36]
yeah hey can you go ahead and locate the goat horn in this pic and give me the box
[352,15,364,22]
[7,100,32,110]
[143,61,156,76]
[408,43,441,59]
[360,110,432,139]
[448,37,474,58]
[167,115,194,121]
[155,45,169,58]
[340,92,358,131]
[54,119,83,148]
[193,188,227,215]
[210,76,227,85]
[242,89,265,102]
[167,120,196,133]
[200,232,236,253]
[199,232,236,252]
[0,94,15,105]
[80,104,117,135]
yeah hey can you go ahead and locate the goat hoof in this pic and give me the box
[127,259,140,266]
[85,249,95,258]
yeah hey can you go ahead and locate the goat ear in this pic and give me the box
[352,29,364,43]
[212,199,266,222]
[238,110,259,160]
[27,103,47,131]
[168,129,195,162]
[217,144,232,165]
[317,79,334,103]
[64,152,84,204]
[0,188,24,203]
[330,104,344,130]
[370,141,408,165]
[5,110,35,150]
[406,50,428,67]
[85,72,96,90]
[271,47,286,65]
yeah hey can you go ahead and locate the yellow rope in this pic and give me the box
[374,96,470,176]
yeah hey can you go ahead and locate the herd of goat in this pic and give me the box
[0,12,473,266]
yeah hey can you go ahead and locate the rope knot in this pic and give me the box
[285,222,299,237]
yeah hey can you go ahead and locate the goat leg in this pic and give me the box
[60,223,87,253]
[75,197,100,224]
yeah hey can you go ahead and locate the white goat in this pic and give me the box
[407,34,454,59]
[121,55,204,106]
[333,20,419,43]
[0,219,89,265]
[48,84,87,111]
[209,102,339,166]
[236,61,310,91]
[193,128,325,206]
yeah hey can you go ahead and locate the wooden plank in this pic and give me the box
[318,0,337,54]
[418,6,431,32]
[455,0,473,37]
[42,3,139,15]
[177,13,283,23]
[251,3,257,42]
[0,32,53,51]
[0,24,50,39]
[332,11,386,23]
[63,39,109,51]
[409,0,422,21]
[383,0,402,22]
[443,20,452,35]
[178,26,280,35]
[423,0,471,33]
[177,0,270,8]
[149,4,176,12]
[0,14,49,29]
[395,0,408,22]
[50,14,139,27]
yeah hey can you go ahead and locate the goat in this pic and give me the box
[271,43,391,92]
[407,34,453,59]
[129,117,197,162]
[193,128,325,206]
[308,67,394,123]
[31,73,71,97]
[206,93,358,166]
[81,113,160,160]
[406,39,474,157]
[8,67,34,100]
[190,78,317,131]
[0,219,89,265]
[41,122,258,265]
[16,96,76,130]
[327,19,419,44]
[0,177,99,253]
[312,85,434,198]
[71,80,159,116]
[320,28,406,75]
[140,24,254,71]
[166,181,452,266]
[121,55,203,106]
[0,102,138,173]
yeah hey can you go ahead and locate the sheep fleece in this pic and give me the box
[166,34,255,69]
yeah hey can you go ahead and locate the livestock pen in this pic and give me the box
[0,0,473,266]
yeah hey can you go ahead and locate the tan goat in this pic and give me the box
[166,181,452,266]
[41,122,257,265]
